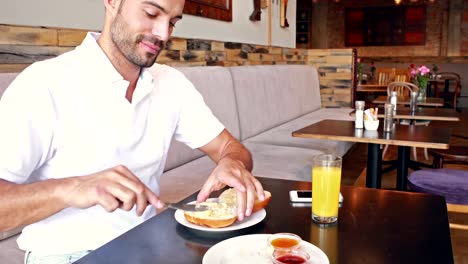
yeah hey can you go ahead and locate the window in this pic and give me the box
[345,5,426,47]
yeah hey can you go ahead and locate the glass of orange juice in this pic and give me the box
[311,154,342,224]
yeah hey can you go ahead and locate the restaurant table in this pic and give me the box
[75,178,454,264]
[373,106,460,121]
[350,107,460,122]
[356,83,387,93]
[372,95,444,107]
[292,120,451,190]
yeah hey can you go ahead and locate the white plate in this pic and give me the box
[202,234,329,264]
[174,200,266,232]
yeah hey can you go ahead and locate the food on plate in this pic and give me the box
[183,188,272,228]
[218,188,272,214]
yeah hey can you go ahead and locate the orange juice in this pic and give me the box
[312,166,341,217]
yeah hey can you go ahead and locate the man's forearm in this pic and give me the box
[0,178,72,232]
[219,140,253,172]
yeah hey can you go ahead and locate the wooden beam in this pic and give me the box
[0,24,57,46]
[447,0,463,56]
[0,44,72,64]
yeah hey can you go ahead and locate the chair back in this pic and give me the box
[376,67,396,85]
[387,81,418,97]
[433,72,462,109]
[394,68,409,82]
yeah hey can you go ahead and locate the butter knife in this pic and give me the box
[165,201,210,212]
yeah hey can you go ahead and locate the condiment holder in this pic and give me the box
[272,249,311,264]
[267,233,302,251]
[364,120,379,130]
[363,107,379,130]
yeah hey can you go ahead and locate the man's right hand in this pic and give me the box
[63,165,162,216]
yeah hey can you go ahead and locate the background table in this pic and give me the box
[356,83,387,93]
[372,95,444,107]
[292,120,451,190]
[376,107,460,121]
[76,178,454,264]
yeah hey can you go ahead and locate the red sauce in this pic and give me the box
[276,254,307,264]
[271,237,299,248]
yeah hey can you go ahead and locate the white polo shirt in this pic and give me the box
[0,33,224,254]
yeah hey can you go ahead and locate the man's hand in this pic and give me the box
[63,165,163,216]
[197,157,264,221]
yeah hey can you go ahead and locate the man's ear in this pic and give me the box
[103,0,121,16]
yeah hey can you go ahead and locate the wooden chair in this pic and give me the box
[432,72,462,111]
[429,146,468,168]
[376,67,396,86]
[393,68,410,96]
[409,168,468,230]
[383,82,429,161]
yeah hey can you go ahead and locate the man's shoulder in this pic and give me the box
[20,48,78,79]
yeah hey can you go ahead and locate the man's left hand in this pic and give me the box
[196,156,264,221]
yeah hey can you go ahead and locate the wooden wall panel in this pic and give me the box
[0,24,354,108]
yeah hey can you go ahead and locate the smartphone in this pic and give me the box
[289,190,343,203]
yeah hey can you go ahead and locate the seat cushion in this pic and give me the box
[0,233,24,264]
[229,65,321,140]
[244,108,354,157]
[408,169,468,205]
[243,142,324,182]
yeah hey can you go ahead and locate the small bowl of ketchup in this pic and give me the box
[272,249,310,264]
[267,233,302,251]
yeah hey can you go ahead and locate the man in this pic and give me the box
[0,0,264,262]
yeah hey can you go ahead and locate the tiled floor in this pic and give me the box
[343,108,468,264]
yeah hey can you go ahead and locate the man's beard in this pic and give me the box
[110,14,164,68]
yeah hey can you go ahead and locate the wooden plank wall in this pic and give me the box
[0,24,353,107]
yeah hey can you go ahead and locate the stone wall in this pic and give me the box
[0,24,353,108]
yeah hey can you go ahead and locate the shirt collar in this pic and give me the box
[78,32,155,103]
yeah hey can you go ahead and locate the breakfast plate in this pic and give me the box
[202,234,329,264]
[174,200,266,232]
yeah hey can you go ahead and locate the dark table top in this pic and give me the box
[76,177,453,264]
[372,95,444,107]
[292,119,451,149]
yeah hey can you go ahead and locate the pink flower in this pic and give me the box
[410,69,418,76]
[357,58,361,63]
[410,63,415,68]
[418,65,430,75]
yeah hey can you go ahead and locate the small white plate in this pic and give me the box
[202,234,329,264]
[174,200,266,232]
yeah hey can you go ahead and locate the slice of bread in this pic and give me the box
[184,189,272,228]
[219,188,272,213]
[183,201,237,228]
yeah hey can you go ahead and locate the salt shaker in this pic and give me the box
[355,101,365,129]
[410,91,418,113]
[383,103,394,132]
[389,91,398,112]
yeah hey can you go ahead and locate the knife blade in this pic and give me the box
[165,201,210,212]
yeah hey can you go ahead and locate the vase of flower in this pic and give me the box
[409,64,430,101]
[417,82,427,101]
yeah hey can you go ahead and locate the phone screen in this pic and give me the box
[297,191,312,198]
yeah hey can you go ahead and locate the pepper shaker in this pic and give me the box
[410,91,418,113]
[383,103,394,133]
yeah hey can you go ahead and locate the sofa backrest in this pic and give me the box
[229,65,321,140]
[164,66,240,171]
[0,72,19,98]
